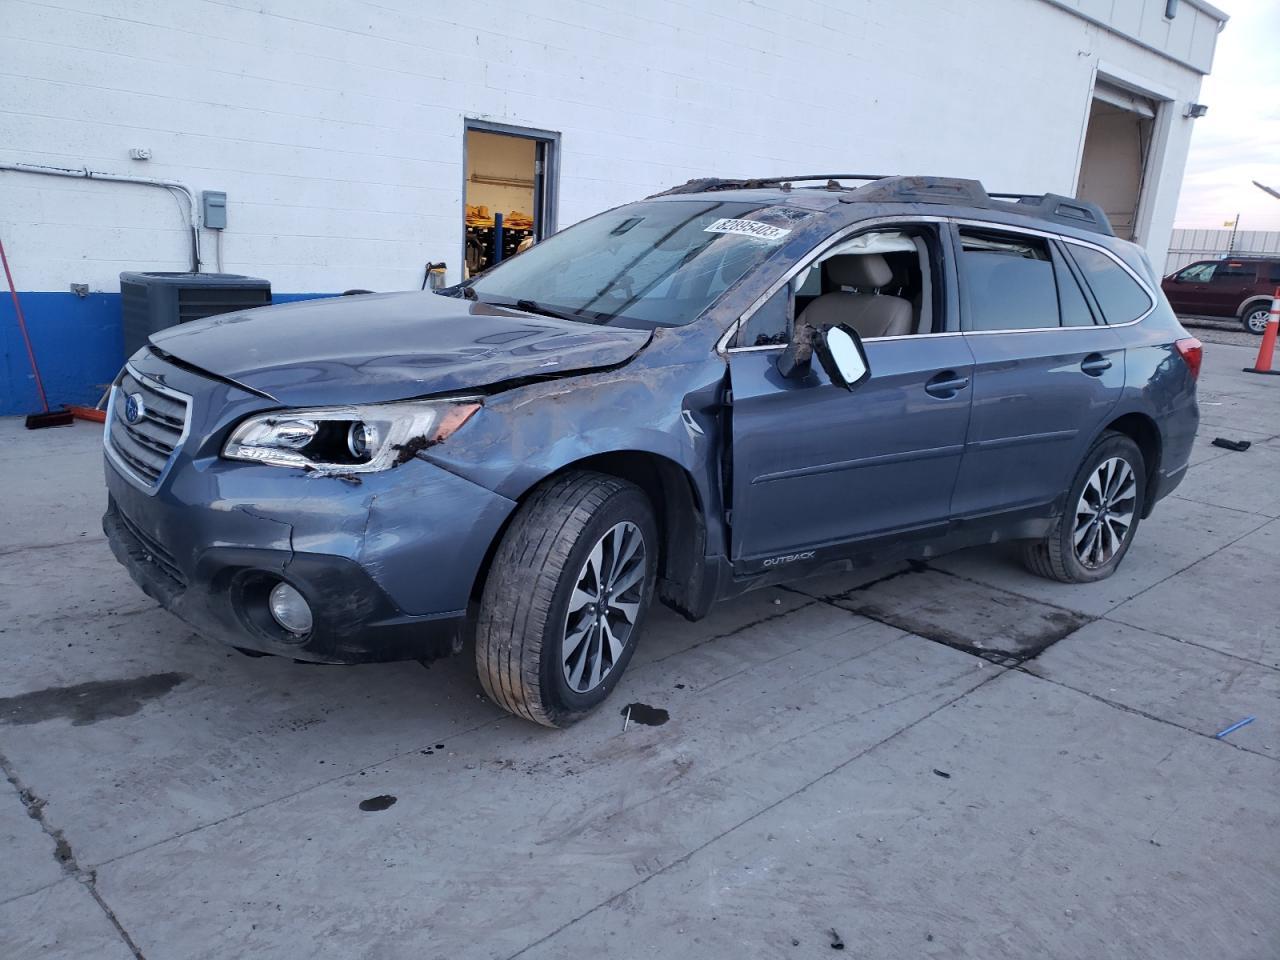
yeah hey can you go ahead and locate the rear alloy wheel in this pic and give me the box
[1072,457,1137,569]
[475,471,657,727]
[1021,431,1146,583]
[1242,304,1272,335]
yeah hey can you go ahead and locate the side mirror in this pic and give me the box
[775,323,814,379]
[814,323,870,391]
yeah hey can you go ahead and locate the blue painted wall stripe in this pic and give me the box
[1,292,332,415]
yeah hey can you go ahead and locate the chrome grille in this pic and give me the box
[105,365,192,491]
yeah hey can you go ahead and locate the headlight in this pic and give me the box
[223,399,480,473]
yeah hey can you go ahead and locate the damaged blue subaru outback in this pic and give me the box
[104,175,1201,727]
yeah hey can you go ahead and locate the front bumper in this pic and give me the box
[104,498,469,663]
[101,352,517,662]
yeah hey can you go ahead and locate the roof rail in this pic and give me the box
[649,175,1116,237]
[987,192,1115,237]
[649,174,891,197]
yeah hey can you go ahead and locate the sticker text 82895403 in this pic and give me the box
[703,218,792,242]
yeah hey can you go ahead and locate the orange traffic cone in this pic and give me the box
[1244,287,1280,376]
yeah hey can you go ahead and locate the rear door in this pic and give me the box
[949,225,1128,522]
[1205,259,1261,316]
[725,223,975,573]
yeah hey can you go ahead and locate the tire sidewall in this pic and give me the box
[1056,434,1146,582]
[538,486,657,722]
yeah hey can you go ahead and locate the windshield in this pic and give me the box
[463,200,805,329]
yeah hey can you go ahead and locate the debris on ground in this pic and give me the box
[1211,438,1251,452]
[933,768,952,779]
[358,795,397,812]
[828,928,845,950]
[620,703,669,727]
[1215,716,1256,739]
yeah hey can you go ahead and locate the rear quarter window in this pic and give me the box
[1067,245,1153,324]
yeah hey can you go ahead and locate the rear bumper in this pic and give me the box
[104,498,468,663]
[1151,458,1190,505]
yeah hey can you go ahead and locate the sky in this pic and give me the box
[1173,0,1280,230]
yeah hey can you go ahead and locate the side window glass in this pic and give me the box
[1067,245,1153,324]
[1052,246,1096,327]
[1270,263,1280,284]
[1215,261,1256,281]
[734,284,790,347]
[1178,262,1215,282]
[958,230,1059,330]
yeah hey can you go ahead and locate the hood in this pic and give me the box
[150,291,651,406]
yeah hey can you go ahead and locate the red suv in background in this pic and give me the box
[1162,257,1280,334]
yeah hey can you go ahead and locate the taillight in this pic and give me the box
[1175,337,1203,380]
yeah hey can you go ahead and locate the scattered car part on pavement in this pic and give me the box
[1211,438,1252,451]
[1215,716,1256,740]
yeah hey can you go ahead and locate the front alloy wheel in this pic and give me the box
[562,521,646,693]
[475,471,657,727]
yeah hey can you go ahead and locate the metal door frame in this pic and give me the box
[461,120,561,275]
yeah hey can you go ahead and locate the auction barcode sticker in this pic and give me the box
[703,218,792,242]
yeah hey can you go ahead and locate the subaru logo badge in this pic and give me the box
[124,392,145,425]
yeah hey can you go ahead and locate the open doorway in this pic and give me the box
[1076,81,1156,242]
[463,121,559,278]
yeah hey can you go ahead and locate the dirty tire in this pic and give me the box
[1021,431,1146,584]
[475,471,657,728]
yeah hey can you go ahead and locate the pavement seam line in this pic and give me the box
[0,749,148,959]
[1101,514,1276,608]
[0,875,65,909]
[1169,493,1278,519]
[1014,667,1277,763]
[502,667,1004,960]
[1098,615,1280,671]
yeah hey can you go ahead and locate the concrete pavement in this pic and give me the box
[1,339,1277,959]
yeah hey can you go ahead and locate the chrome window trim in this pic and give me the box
[718,214,1157,355]
[103,362,194,495]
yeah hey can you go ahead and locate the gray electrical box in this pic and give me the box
[202,190,227,230]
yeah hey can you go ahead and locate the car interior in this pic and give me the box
[794,231,936,339]
[732,228,941,348]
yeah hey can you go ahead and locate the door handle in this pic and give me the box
[924,371,970,398]
[1081,353,1113,376]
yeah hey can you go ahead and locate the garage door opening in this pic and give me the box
[1076,82,1156,242]
[463,123,558,278]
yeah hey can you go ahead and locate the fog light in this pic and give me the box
[268,582,313,635]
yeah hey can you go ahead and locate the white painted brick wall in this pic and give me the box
[0,0,1219,294]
